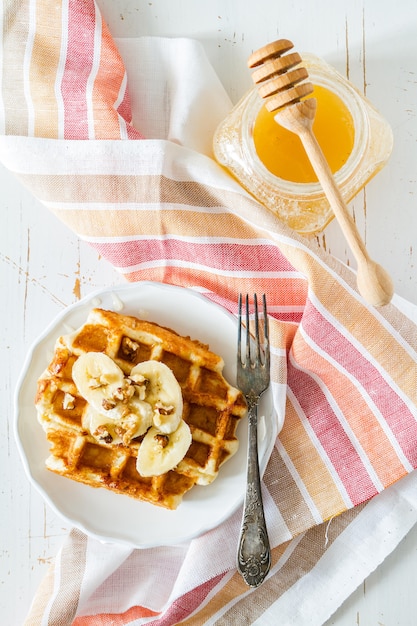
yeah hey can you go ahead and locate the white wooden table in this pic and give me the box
[2,1,417,623]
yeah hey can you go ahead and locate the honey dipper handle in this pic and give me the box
[274,100,394,307]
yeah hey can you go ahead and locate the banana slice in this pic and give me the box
[136,420,192,476]
[123,397,154,438]
[83,405,152,446]
[72,352,127,413]
[83,399,153,446]
[82,404,122,445]
[129,361,183,434]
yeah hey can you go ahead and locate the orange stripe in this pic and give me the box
[280,397,348,520]
[291,333,408,485]
[179,545,289,626]
[29,0,62,137]
[2,0,30,134]
[17,173,263,210]
[22,562,57,625]
[73,604,159,625]
[49,207,268,239]
[179,572,248,625]
[123,266,307,310]
[263,447,319,534]
[92,17,126,139]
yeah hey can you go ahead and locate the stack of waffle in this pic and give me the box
[35,308,246,509]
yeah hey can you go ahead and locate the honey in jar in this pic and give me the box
[252,85,355,183]
[213,54,393,235]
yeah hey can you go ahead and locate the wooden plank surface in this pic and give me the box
[1,1,416,623]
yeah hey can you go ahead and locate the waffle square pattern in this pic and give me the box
[35,309,247,510]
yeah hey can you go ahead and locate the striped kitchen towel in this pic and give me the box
[2,2,417,624]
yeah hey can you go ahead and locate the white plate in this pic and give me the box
[14,282,278,548]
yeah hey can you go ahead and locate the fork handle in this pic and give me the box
[237,398,271,587]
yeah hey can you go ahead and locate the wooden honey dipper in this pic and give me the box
[248,39,394,307]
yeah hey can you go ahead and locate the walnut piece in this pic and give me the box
[63,392,75,410]
[154,402,174,416]
[154,433,170,449]
[102,398,117,411]
[94,425,113,444]
[121,336,139,361]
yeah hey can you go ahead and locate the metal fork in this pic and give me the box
[236,293,271,588]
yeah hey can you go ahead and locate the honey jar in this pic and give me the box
[213,54,393,235]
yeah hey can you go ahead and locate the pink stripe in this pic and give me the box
[90,239,298,273]
[288,363,378,503]
[126,123,143,139]
[61,0,96,139]
[200,291,304,325]
[146,573,226,625]
[301,302,417,465]
[116,80,133,125]
[87,244,305,323]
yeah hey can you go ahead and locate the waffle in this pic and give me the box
[35,308,247,509]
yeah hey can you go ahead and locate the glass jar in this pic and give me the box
[213,54,393,235]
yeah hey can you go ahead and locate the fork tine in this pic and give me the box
[238,293,269,367]
[253,293,269,367]
[237,293,242,363]
[245,294,251,365]
[253,293,262,364]
[262,293,270,369]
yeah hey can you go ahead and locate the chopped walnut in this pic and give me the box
[115,425,127,438]
[112,382,135,403]
[88,373,111,389]
[121,336,139,361]
[154,402,174,416]
[112,388,123,401]
[128,373,147,400]
[94,425,113,444]
[125,380,136,398]
[118,413,141,445]
[62,392,75,410]
[154,433,170,448]
[102,398,117,411]
[115,424,134,446]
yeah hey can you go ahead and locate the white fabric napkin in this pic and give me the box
[2,8,417,623]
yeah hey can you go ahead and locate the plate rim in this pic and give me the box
[14,281,278,548]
